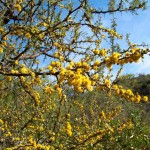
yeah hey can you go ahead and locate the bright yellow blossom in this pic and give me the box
[66,122,72,136]
[143,96,148,102]
[14,4,22,12]
[25,32,31,38]
[0,47,3,53]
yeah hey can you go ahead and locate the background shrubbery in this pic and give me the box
[0,74,150,149]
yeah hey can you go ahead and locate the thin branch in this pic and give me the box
[92,5,143,14]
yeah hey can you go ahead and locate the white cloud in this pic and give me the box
[135,55,150,74]
[122,55,150,75]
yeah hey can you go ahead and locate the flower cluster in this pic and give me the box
[113,84,148,103]
[66,122,72,136]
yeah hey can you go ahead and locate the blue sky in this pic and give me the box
[90,0,150,75]
[36,0,150,76]
[116,2,150,75]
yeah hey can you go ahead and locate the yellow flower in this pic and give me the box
[60,144,63,148]
[90,7,93,11]
[66,122,72,130]
[0,28,4,32]
[51,61,56,67]
[100,111,106,119]
[25,32,31,38]
[125,52,130,57]
[43,22,48,27]
[5,132,12,137]
[143,96,148,102]
[47,65,52,70]
[94,60,101,66]
[14,60,19,65]
[66,129,72,136]
[93,49,99,55]
[101,34,105,38]
[93,73,99,80]
[50,136,55,141]
[135,95,141,103]
[0,119,4,124]
[15,30,22,36]
[11,70,16,74]
[54,52,59,58]
[56,61,61,67]
[70,61,74,66]
[20,76,25,82]
[20,67,28,74]
[44,86,54,94]
[51,68,57,74]
[2,42,7,46]
[0,47,3,53]
[87,86,93,92]
[53,42,59,47]
[66,122,72,136]
[104,79,111,88]
[126,89,133,96]
[82,62,88,67]
[99,49,107,56]
[38,33,44,39]
[76,61,82,67]
[113,84,118,90]
[67,113,71,118]
[15,4,22,12]
[60,68,66,76]
[126,120,133,129]
[6,76,12,82]
[31,72,36,77]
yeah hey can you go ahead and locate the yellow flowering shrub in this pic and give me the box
[0,0,149,149]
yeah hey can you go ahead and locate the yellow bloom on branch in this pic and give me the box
[66,122,72,136]
[0,28,4,32]
[0,119,4,124]
[25,32,31,38]
[14,60,19,65]
[0,47,3,53]
[94,60,101,66]
[143,96,148,102]
[20,67,28,74]
[14,4,22,12]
